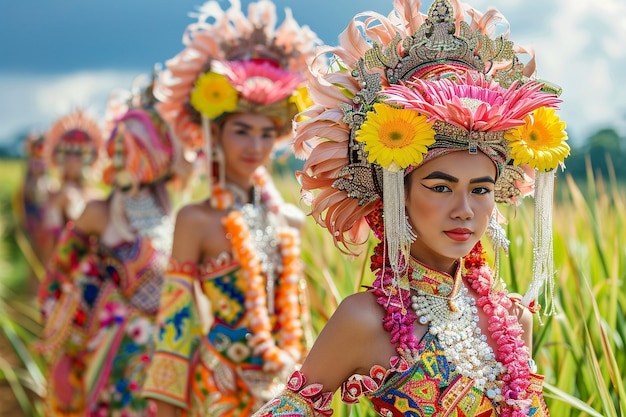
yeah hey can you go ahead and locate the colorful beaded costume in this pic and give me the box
[143,170,306,416]
[37,98,176,416]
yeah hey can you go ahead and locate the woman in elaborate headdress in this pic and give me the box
[142,1,320,415]
[37,79,182,416]
[254,0,569,416]
[40,110,104,264]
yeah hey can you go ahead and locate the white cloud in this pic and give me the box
[1,0,625,146]
[462,0,626,141]
[0,70,141,141]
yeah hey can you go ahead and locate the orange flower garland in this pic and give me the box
[223,210,304,372]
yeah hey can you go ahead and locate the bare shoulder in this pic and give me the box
[335,291,386,331]
[75,199,109,235]
[175,201,212,222]
[508,292,534,350]
[299,290,394,390]
[174,201,224,230]
[321,291,389,359]
[171,201,229,263]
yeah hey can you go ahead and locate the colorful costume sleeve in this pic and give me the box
[253,370,334,417]
[254,368,550,417]
[143,260,202,409]
[36,224,98,358]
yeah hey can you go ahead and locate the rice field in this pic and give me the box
[0,158,624,416]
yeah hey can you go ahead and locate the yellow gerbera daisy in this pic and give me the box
[356,103,436,171]
[504,107,570,171]
[291,85,313,113]
[190,71,239,119]
[291,85,313,122]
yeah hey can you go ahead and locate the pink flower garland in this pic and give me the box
[371,241,533,416]
[464,242,532,417]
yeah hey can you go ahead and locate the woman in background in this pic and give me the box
[37,82,182,416]
[13,132,53,284]
[142,1,320,415]
[40,110,104,265]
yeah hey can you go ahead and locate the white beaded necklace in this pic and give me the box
[226,181,281,313]
[123,191,173,255]
[409,264,505,396]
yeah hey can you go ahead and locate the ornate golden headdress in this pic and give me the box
[294,0,569,312]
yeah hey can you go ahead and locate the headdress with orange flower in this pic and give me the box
[45,110,103,169]
[294,0,569,312]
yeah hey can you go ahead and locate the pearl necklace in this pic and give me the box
[409,264,505,396]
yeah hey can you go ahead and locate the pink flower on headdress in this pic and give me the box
[383,73,561,133]
[224,60,303,105]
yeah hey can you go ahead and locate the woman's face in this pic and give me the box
[405,151,496,273]
[61,151,85,181]
[216,113,278,186]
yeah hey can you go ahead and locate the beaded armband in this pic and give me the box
[254,370,333,417]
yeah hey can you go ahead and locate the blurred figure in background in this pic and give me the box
[40,110,104,265]
[13,132,54,284]
[37,79,185,416]
[142,1,320,415]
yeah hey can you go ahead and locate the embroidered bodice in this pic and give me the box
[343,333,501,416]
[200,259,248,325]
[253,253,549,417]
[341,257,510,416]
[98,236,169,315]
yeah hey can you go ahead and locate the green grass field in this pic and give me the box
[0,158,624,416]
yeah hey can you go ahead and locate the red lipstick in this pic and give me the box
[444,228,472,242]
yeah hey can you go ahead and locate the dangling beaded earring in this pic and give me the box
[405,215,417,243]
[212,142,226,189]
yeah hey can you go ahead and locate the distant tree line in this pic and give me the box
[564,128,625,182]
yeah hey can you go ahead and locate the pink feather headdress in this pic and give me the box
[294,0,569,314]
[155,0,321,152]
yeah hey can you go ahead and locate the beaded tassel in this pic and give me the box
[522,169,556,315]
[486,209,510,290]
[383,168,410,276]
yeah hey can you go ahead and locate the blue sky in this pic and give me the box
[1,0,625,146]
